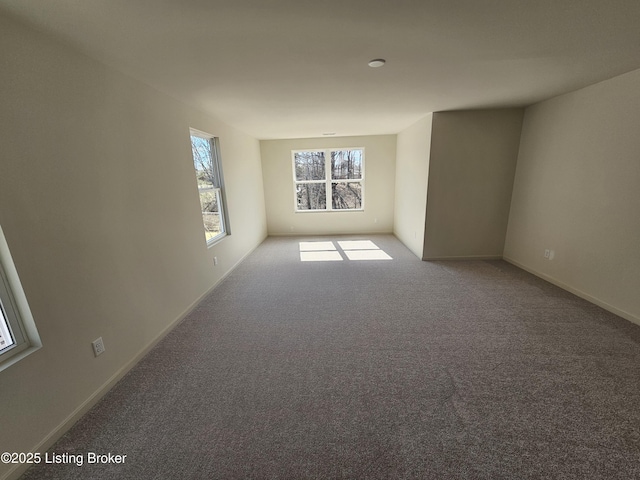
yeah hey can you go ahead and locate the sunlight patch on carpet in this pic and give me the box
[299,240,392,262]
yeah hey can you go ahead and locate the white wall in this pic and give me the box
[260,136,396,235]
[0,14,266,479]
[424,109,524,259]
[504,69,640,325]
[393,115,433,258]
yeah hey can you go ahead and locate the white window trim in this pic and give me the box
[0,225,41,372]
[292,147,365,212]
[190,129,230,246]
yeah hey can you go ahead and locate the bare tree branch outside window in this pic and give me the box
[191,134,227,242]
[293,149,363,211]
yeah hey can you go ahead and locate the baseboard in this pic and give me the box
[503,256,640,327]
[1,238,264,480]
[422,254,503,261]
[268,230,393,237]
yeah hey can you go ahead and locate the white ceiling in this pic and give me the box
[2,0,640,139]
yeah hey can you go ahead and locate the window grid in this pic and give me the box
[190,131,229,245]
[292,148,364,212]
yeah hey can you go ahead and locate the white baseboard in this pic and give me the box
[2,238,264,480]
[268,230,393,237]
[423,254,503,261]
[503,256,640,327]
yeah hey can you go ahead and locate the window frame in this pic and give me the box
[0,225,41,372]
[190,130,230,246]
[292,147,365,212]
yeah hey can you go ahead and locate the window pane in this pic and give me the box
[294,151,325,181]
[331,150,362,180]
[200,189,219,214]
[0,301,15,353]
[200,189,224,240]
[332,182,362,209]
[191,136,217,188]
[296,183,326,210]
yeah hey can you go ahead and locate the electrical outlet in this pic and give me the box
[549,250,555,260]
[92,337,105,357]
[544,249,550,259]
[213,256,218,266]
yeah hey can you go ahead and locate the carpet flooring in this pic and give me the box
[20,235,640,479]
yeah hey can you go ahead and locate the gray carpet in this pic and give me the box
[21,235,640,479]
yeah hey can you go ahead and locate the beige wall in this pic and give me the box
[260,136,396,235]
[504,69,640,325]
[0,14,266,479]
[393,115,433,258]
[423,109,524,259]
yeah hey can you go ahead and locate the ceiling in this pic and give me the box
[2,0,640,139]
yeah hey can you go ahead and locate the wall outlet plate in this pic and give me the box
[92,337,105,357]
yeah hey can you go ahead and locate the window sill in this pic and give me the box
[294,209,364,213]
[206,232,227,248]
[0,344,41,373]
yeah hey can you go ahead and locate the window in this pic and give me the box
[293,148,364,211]
[0,225,41,372]
[190,131,229,244]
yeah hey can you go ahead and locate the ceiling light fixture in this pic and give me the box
[368,59,386,68]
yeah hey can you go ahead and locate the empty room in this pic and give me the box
[1,1,640,479]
